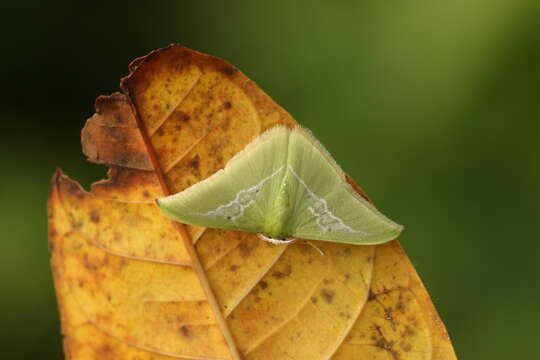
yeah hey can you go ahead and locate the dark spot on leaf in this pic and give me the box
[368,290,377,301]
[222,66,237,76]
[259,281,268,289]
[118,258,128,269]
[272,264,292,279]
[320,289,335,303]
[408,316,419,327]
[311,297,318,304]
[401,342,412,352]
[178,112,190,122]
[223,101,232,110]
[95,343,115,358]
[189,156,200,170]
[339,311,351,319]
[180,325,191,338]
[375,338,393,351]
[404,325,415,337]
[82,254,98,271]
[238,242,254,258]
[142,190,150,198]
[89,210,100,223]
[230,265,239,272]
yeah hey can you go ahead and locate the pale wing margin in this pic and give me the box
[157,126,290,233]
[286,127,403,245]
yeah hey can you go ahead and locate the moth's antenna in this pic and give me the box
[307,241,325,256]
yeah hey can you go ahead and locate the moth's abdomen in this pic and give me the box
[264,172,293,239]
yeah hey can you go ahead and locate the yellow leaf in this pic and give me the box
[49,45,456,359]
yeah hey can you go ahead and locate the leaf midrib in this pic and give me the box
[123,68,243,360]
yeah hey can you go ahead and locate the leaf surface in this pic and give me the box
[48,45,456,360]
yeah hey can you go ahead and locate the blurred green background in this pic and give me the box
[2,1,539,359]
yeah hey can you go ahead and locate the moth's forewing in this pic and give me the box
[286,128,403,245]
[157,126,290,234]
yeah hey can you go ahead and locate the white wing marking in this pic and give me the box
[288,166,370,235]
[195,166,285,223]
[189,163,369,236]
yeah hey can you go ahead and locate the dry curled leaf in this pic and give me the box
[48,45,457,360]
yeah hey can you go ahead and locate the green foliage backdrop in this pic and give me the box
[2,1,539,358]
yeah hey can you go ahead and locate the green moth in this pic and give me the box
[157,126,403,245]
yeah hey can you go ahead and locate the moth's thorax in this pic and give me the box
[264,169,294,239]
